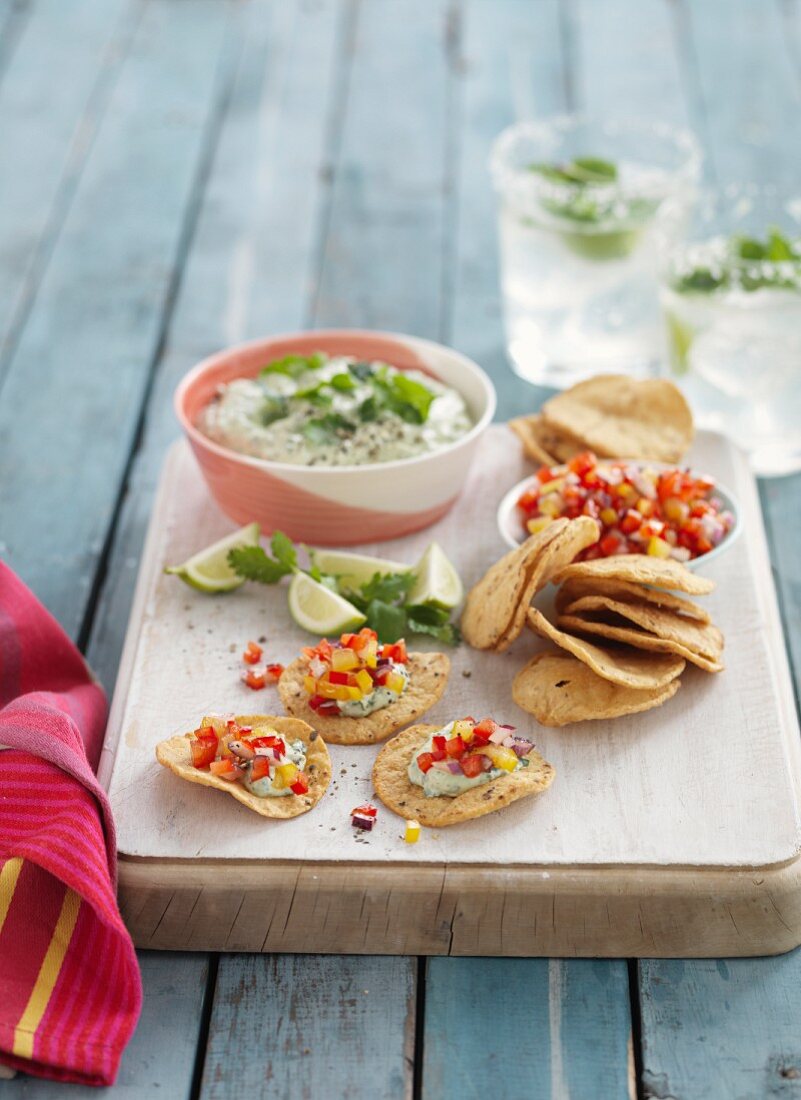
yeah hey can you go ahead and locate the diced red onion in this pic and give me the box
[489,728,508,745]
[446,761,463,775]
[499,724,516,731]
[670,546,691,562]
[351,814,374,831]
[479,754,493,772]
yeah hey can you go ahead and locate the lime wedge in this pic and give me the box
[164,522,260,593]
[308,548,409,589]
[407,542,464,610]
[288,572,367,635]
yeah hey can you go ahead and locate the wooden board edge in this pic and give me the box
[118,852,801,958]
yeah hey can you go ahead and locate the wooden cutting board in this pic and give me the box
[102,428,801,957]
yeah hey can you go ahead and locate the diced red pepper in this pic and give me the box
[243,640,263,665]
[209,758,242,780]
[599,533,621,557]
[460,754,485,778]
[308,694,341,716]
[445,737,465,758]
[243,668,266,690]
[291,772,309,795]
[567,451,596,477]
[328,670,351,685]
[416,752,434,773]
[472,718,497,740]
[352,803,378,818]
[265,663,284,683]
[535,465,555,484]
[380,640,407,664]
[431,735,447,761]
[249,756,271,782]
[190,732,218,769]
[247,734,281,749]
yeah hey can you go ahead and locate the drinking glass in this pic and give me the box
[490,115,700,388]
[659,184,801,477]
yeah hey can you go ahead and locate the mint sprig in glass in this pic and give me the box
[490,116,700,388]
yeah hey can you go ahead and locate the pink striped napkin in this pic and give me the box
[0,562,142,1085]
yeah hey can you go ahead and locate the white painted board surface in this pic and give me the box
[103,429,801,868]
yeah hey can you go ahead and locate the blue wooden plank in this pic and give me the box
[639,957,801,1099]
[422,957,632,1099]
[198,955,414,1100]
[2,953,210,1098]
[313,0,451,336]
[678,0,801,184]
[449,0,566,421]
[85,0,347,689]
[0,0,235,636]
[0,0,132,371]
[569,0,690,126]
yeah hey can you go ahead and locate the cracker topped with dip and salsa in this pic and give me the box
[278,627,450,745]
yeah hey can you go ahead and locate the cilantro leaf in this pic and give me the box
[227,545,294,584]
[406,608,461,646]
[365,599,408,643]
[259,352,327,380]
[270,530,297,573]
[302,413,356,446]
[329,372,356,392]
[356,571,416,605]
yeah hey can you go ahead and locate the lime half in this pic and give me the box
[309,548,410,589]
[288,572,366,636]
[407,542,464,610]
[164,522,260,593]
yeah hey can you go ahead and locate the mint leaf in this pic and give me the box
[259,352,327,380]
[358,395,379,422]
[259,395,289,426]
[675,267,726,293]
[371,371,436,425]
[570,156,617,183]
[767,228,794,262]
[302,413,356,446]
[348,361,375,382]
[228,545,294,585]
[329,372,356,392]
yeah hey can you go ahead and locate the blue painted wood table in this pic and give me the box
[1,0,801,1096]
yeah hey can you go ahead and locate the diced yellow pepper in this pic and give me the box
[386,671,405,694]
[201,715,228,736]
[363,639,378,668]
[273,763,298,789]
[647,536,672,559]
[355,669,373,695]
[616,482,636,502]
[452,720,473,742]
[404,819,421,844]
[600,507,618,526]
[526,516,553,535]
[538,495,562,518]
[342,685,364,701]
[484,745,519,772]
[331,648,360,672]
[663,497,689,524]
[316,681,359,701]
[303,675,317,695]
[539,477,565,495]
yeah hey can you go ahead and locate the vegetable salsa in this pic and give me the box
[303,627,408,718]
[409,717,534,798]
[188,715,310,797]
[516,451,734,562]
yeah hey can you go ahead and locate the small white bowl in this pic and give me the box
[496,462,742,570]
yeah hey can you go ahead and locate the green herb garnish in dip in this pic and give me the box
[198,353,472,466]
[528,156,658,260]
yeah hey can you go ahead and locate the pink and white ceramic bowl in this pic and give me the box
[175,329,496,545]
